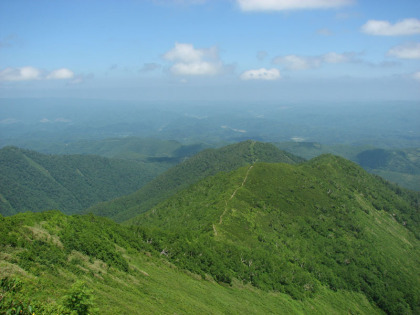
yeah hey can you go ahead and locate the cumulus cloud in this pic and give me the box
[237,0,353,11]
[163,42,224,76]
[388,42,420,59]
[0,66,76,82]
[273,52,355,70]
[0,66,41,81]
[361,18,420,36]
[240,68,281,80]
[46,68,74,79]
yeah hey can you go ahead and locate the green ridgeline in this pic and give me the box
[134,155,419,314]
[87,140,304,222]
[0,146,164,216]
[276,142,420,191]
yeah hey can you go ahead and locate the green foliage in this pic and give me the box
[0,277,35,315]
[0,211,381,314]
[88,140,304,222]
[62,281,96,315]
[0,146,164,216]
[1,151,419,314]
[134,155,420,314]
[276,142,420,191]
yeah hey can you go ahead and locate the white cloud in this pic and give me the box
[171,61,221,75]
[47,68,74,79]
[388,42,420,59]
[0,66,41,81]
[240,68,281,80]
[361,18,420,36]
[323,52,351,63]
[163,43,224,76]
[0,66,76,82]
[164,43,204,63]
[273,52,355,70]
[237,0,353,11]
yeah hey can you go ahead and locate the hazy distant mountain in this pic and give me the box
[2,99,419,149]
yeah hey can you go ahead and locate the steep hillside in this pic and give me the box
[0,211,381,314]
[0,147,162,216]
[86,140,304,222]
[134,155,420,314]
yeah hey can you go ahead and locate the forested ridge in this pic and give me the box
[87,140,304,222]
[0,146,163,216]
[0,142,419,314]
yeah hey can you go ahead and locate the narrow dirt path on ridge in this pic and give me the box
[213,141,256,236]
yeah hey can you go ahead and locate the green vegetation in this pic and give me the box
[134,155,419,314]
[1,211,381,314]
[87,140,304,222]
[276,142,420,190]
[0,146,165,216]
[1,141,419,314]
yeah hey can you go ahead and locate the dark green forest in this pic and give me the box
[0,146,168,216]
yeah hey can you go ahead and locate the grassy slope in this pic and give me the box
[0,211,380,314]
[87,140,304,222]
[135,155,419,314]
[0,147,163,216]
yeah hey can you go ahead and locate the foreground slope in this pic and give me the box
[87,140,304,222]
[134,155,419,314]
[0,211,380,314]
[0,147,160,216]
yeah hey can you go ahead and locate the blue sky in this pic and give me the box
[1,0,420,102]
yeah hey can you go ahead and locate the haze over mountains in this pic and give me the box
[1,100,419,149]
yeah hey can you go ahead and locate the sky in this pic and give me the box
[1,0,420,102]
